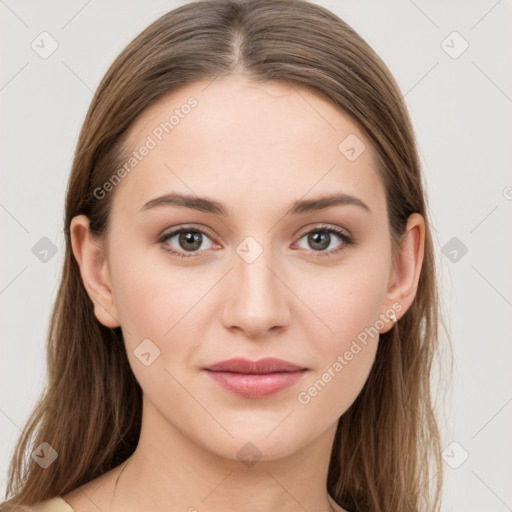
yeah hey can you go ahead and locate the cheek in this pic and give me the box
[301,249,391,345]
[108,250,202,395]
[109,244,204,335]
[296,282,384,417]
[294,252,390,413]
[108,247,219,387]
[297,339,377,420]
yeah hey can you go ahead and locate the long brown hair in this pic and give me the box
[2,1,451,510]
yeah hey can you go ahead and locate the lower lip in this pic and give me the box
[204,370,308,398]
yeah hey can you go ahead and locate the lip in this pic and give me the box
[202,358,309,399]
[204,357,307,374]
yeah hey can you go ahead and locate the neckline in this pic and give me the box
[56,496,76,512]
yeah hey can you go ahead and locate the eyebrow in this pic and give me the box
[139,192,371,216]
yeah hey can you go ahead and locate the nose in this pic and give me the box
[221,241,291,340]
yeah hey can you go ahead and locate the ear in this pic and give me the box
[379,212,425,334]
[70,215,120,328]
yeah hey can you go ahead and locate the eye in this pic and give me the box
[294,224,354,259]
[157,224,354,260]
[158,226,217,259]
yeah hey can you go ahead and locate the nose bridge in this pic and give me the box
[235,233,280,306]
[222,233,289,336]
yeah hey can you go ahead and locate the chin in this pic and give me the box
[196,424,315,464]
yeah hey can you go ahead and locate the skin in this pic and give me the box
[64,76,425,512]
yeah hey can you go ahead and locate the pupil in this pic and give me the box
[310,231,329,250]
[180,231,201,251]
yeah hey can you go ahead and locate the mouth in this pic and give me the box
[203,357,307,374]
[202,357,309,398]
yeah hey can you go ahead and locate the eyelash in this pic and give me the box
[157,224,354,260]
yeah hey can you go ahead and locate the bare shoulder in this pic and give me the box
[62,466,121,512]
[0,504,39,512]
[328,494,351,512]
[0,497,73,512]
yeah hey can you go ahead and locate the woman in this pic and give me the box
[1,0,449,510]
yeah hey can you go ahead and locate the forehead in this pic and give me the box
[111,76,384,220]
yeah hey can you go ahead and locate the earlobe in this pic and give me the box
[380,213,425,334]
[69,215,120,328]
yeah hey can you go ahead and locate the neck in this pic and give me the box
[110,398,340,512]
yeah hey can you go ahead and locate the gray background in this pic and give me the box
[1,1,511,510]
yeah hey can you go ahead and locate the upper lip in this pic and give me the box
[203,358,307,374]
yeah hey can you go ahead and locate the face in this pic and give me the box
[79,77,406,461]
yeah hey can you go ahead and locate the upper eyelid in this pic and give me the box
[160,223,351,247]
